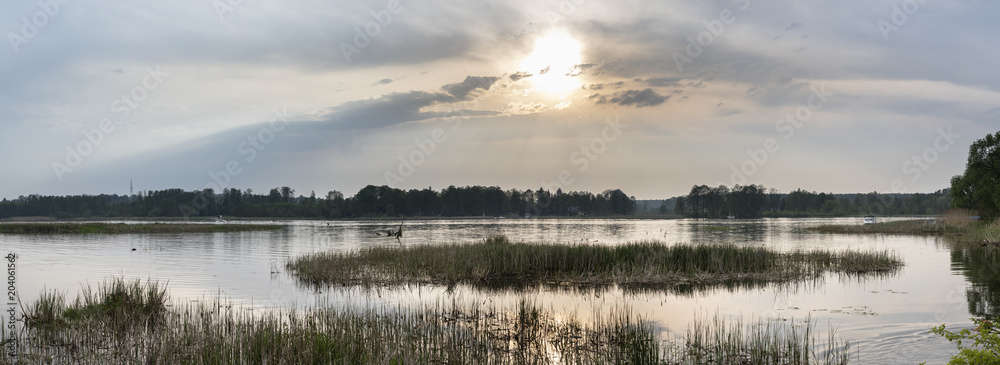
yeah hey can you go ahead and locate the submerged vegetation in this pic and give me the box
[0,222,284,234]
[287,235,902,290]
[3,278,853,364]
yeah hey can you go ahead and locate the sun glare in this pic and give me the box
[519,30,583,97]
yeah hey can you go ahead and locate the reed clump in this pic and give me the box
[667,315,850,365]
[3,278,854,364]
[810,215,1000,246]
[808,220,952,235]
[0,222,284,234]
[287,235,902,290]
[24,278,167,333]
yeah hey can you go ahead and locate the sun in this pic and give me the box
[519,30,583,97]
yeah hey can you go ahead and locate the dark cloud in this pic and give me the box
[509,72,533,81]
[373,78,394,86]
[594,88,668,108]
[567,63,595,77]
[784,22,803,31]
[587,81,624,90]
[319,91,455,131]
[316,75,500,131]
[442,76,499,100]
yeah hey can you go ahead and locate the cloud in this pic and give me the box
[509,72,533,81]
[784,22,803,31]
[587,81,624,90]
[314,75,501,131]
[442,76,499,100]
[317,91,456,131]
[502,102,546,115]
[593,88,668,107]
[567,63,595,77]
[373,78,394,86]
[637,76,682,87]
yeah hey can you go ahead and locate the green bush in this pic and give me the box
[931,318,1000,364]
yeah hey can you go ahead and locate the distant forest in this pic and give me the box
[0,185,637,219]
[0,183,953,220]
[663,184,952,218]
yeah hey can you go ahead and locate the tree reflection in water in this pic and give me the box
[950,241,1000,317]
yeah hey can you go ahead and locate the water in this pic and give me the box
[1,218,980,363]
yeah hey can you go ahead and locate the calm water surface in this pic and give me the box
[3,218,984,363]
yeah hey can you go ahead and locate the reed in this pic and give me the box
[287,235,902,290]
[810,217,1000,246]
[808,220,952,235]
[666,315,850,365]
[3,278,855,364]
[0,222,284,234]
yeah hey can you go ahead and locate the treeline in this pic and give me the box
[0,185,637,219]
[677,184,952,218]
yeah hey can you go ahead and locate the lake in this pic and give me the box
[2,217,980,363]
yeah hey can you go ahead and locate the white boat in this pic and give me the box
[863,216,876,224]
[726,215,736,219]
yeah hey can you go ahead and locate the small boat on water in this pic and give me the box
[726,215,736,219]
[863,216,876,224]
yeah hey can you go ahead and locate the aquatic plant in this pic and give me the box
[3,278,855,364]
[287,235,902,290]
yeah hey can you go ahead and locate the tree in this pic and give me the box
[952,130,1000,219]
[674,197,685,217]
[280,187,295,203]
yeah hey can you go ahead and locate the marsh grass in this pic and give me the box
[810,215,1000,246]
[667,315,850,365]
[4,279,853,364]
[287,236,902,290]
[808,220,954,235]
[0,222,284,234]
[24,279,167,332]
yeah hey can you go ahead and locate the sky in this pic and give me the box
[1,0,997,200]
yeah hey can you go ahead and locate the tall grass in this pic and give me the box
[808,220,953,235]
[0,222,284,234]
[810,216,1000,246]
[287,235,902,290]
[667,315,850,365]
[3,278,855,364]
